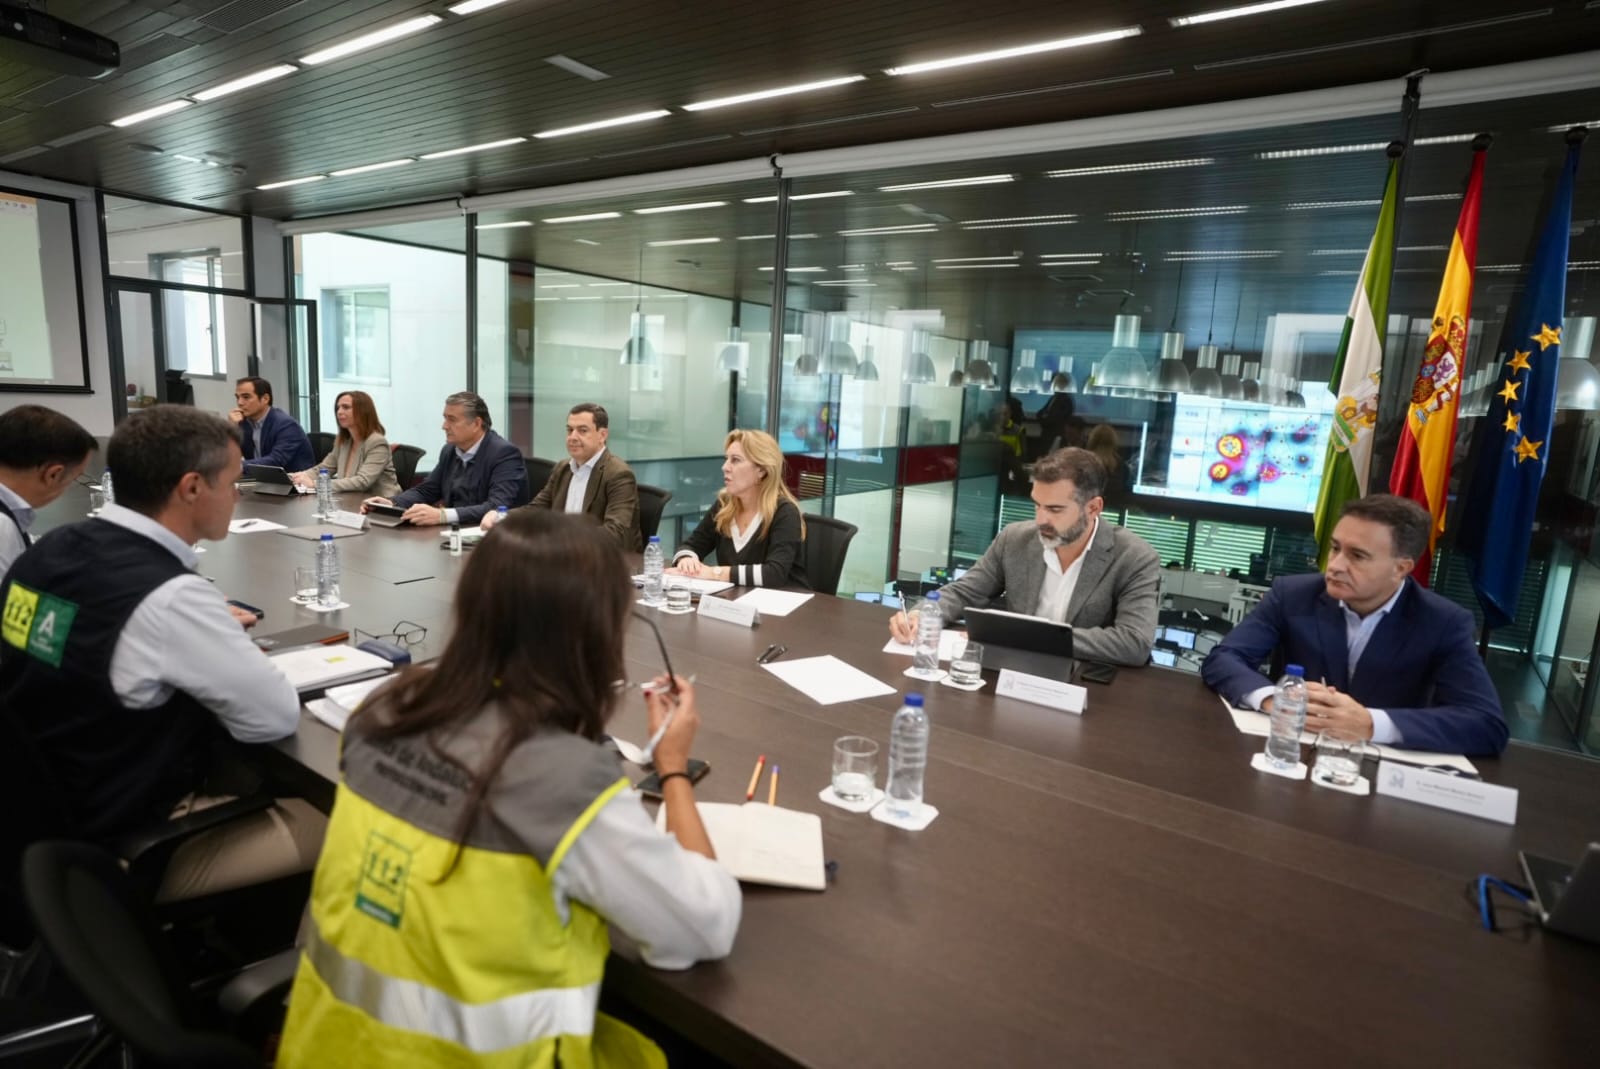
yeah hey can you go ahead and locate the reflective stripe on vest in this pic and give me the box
[304,923,601,1054]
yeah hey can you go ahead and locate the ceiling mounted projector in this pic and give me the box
[1,3,121,78]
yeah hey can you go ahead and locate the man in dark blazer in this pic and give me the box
[888,447,1160,666]
[1202,494,1508,756]
[362,391,528,527]
[482,402,641,550]
[230,376,314,472]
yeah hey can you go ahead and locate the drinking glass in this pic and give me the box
[949,641,984,686]
[665,583,692,612]
[831,736,879,802]
[1312,731,1378,787]
[88,488,105,516]
[293,565,318,605]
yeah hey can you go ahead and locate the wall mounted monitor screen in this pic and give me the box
[1134,396,1333,514]
[0,189,88,390]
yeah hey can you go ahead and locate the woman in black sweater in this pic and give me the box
[668,429,809,589]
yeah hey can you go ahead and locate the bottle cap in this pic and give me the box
[903,693,925,707]
[320,533,333,542]
[649,535,661,543]
[319,468,328,474]
[1286,664,1305,677]
[926,590,940,602]
[450,523,460,532]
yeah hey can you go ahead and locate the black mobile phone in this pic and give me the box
[636,759,710,799]
[1078,661,1117,685]
[225,598,265,620]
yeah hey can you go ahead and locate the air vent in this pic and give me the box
[115,33,193,73]
[13,76,94,107]
[198,0,312,34]
[1082,288,1134,301]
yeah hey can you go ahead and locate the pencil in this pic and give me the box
[767,765,780,806]
[745,754,766,801]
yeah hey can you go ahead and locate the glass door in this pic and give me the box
[108,282,165,422]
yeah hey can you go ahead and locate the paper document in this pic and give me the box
[882,629,968,662]
[1220,697,1478,775]
[271,645,393,694]
[654,802,825,890]
[762,654,895,705]
[306,676,393,732]
[635,574,733,596]
[732,589,814,617]
[229,518,286,533]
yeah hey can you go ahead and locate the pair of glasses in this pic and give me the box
[353,620,428,647]
[631,610,680,697]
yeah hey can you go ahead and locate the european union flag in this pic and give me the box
[1456,137,1584,629]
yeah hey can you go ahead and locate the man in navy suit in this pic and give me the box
[1202,494,1508,756]
[230,376,314,472]
[362,391,528,527]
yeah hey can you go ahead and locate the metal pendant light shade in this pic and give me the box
[1218,352,1244,400]
[854,344,879,381]
[794,351,820,376]
[1188,344,1223,397]
[1239,359,1261,401]
[1097,315,1151,389]
[904,328,937,384]
[822,314,857,376]
[1155,330,1190,392]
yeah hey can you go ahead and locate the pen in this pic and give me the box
[767,764,780,806]
[745,754,766,800]
[639,674,695,763]
[757,644,787,664]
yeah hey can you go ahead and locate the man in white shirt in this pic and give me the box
[486,402,642,550]
[0,404,97,577]
[0,405,323,899]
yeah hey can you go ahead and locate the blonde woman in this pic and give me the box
[292,390,402,498]
[669,429,809,589]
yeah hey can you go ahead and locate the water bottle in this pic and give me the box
[316,533,341,609]
[1265,664,1308,770]
[495,505,508,528]
[315,467,332,519]
[642,536,665,606]
[885,694,929,819]
[448,522,462,557]
[912,591,943,678]
[100,470,114,506]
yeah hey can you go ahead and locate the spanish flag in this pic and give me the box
[1387,146,1487,585]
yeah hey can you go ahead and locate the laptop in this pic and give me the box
[365,502,409,528]
[246,464,296,496]
[1519,843,1600,944]
[964,607,1075,677]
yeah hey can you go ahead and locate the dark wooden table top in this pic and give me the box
[34,486,1600,1068]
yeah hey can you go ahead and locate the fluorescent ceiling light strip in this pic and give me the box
[193,64,297,102]
[878,174,1014,191]
[448,0,518,14]
[539,284,580,289]
[757,266,828,272]
[1046,157,1214,177]
[533,297,562,302]
[646,237,722,246]
[837,224,937,235]
[885,261,915,266]
[587,282,631,287]
[544,211,621,223]
[812,280,875,286]
[1547,120,1600,132]
[1408,193,1463,201]
[329,158,414,176]
[961,213,1075,224]
[742,190,854,203]
[839,263,866,269]
[683,75,866,112]
[256,175,326,190]
[1164,252,1281,260]
[1257,141,1386,158]
[885,27,1143,76]
[634,201,727,214]
[1107,206,1248,219]
[935,263,1020,269]
[1166,249,1280,256]
[737,233,817,240]
[932,255,1020,263]
[962,220,1078,229]
[1414,134,1478,145]
[419,137,526,160]
[1311,244,1449,255]
[534,110,672,139]
[110,100,193,128]
[566,296,603,301]
[574,238,601,246]
[1169,0,1329,29]
[1287,199,1381,209]
[299,15,442,66]
[474,220,532,230]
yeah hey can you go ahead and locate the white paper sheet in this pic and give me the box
[653,802,826,890]
[762,654,895,705]
[732,589,814,617]
[634,574,734,596]
[228,517,287,533]
[882,629,968,662]
[1220,697,1478,775]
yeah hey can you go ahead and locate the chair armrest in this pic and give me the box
[112,793,276,900]
[216,947,300,1025]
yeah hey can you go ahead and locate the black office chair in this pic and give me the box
[161,370,194,406]
[309,431,335,460]
[524,455,557,492]
[22,841,298,1069]
[636,483,673,542]
[391,443,426,489]
[803,514,859,597]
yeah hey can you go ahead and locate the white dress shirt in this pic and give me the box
[441,435,485,526]
[99,504,301,742]
[1036,516,1097,624]
[564,446,606,514]
[0,481,35,577]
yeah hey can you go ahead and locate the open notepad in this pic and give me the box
[653,802,826,891]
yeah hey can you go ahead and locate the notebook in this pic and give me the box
[653,802,826,891]
[269,644,394,694]
[306,676,393,733]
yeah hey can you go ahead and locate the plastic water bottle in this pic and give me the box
[912,591,943,678]
[495,505,508,527]
[315,533,341,609]
[642,536,665,606]
[100,470,114,506]
[1265,664,1308,770]
[315,467,332,519]
[448,522,462,557]
[885,694,929,819]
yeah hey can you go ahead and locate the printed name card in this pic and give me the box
[697,594,759,628]
[995,669,1086,715]
[329,509,366,530]
[1374,760,1518,825]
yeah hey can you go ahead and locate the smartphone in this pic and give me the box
[635,759,710,799]
[1078,661,1117,685]
[225,598,265,620]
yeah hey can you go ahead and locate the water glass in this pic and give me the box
[831,736,879,802]
[949,641,984,686]
[665,583,692,612]
[88,488,106,516]
[1312,731,1378,788]
[292,565,318,605]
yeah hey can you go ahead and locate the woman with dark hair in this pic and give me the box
[292,390,401,497]
[277,510,739,1068]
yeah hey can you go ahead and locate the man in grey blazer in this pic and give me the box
[889,446,1160,666]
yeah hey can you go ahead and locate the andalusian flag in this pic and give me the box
[1387,147,1486,585]
[1313,157,1400,566]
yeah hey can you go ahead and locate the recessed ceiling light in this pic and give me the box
[962,213,1075,225]
[418,137,526,160]
[646,237,722,246]
[1546,120,1600,132]
[534,110,672,139]
[1257,135,1474,159]
[1415,134,1478,146]
[737,233,818,240]
[329,158,414,176]
[879,175,1014,191]
[932,255,1020,264]
[742,190,855,203]
[633,201,727,214]
[545,54,610,81]
[299,15,442,66]
[885,261,915,266]
[1046,157,1214,177]
[885,27,1142,76]
[757,266,829,272]
[475,220,533,230]
[193,64,297,102]
[256,175,326,190]
[1107,205,1248,219]
[813,280,876,286]
[110,100,193,128]
[544,211,621,223]
[448,0,518,14]
[837,224,938,236]
[574,238,601,246]
[1169,0,1330,29]
[683,74,866,111]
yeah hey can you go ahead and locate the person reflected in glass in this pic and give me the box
[1087,423,1130,509]
[276,510,740,1067]
[291,390,402,499]
[668,429,809,589]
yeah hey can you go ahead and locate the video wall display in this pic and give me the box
[1133,396,1332,514]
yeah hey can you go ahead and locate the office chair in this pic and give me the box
[524,456,557,493]
[161,370,194,406]
[803,514,859,597]
[636,483,674,542]
[309,431,335,460]
[391,443,426,489]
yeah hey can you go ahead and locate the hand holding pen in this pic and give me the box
[641,674,698,771]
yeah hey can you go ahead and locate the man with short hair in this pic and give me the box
[364,391,529,526]
[888,446,1160,666]
[0,404,97,575]
[230,376,314,472]
[1202,493,1508,755]
[0,405,322,899]
[482,402,641,550]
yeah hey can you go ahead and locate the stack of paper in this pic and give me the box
[271,644,393,694]
[306,676,393,732]
[654,802,825,890]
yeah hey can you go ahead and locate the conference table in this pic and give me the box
[35,484,1600,1068]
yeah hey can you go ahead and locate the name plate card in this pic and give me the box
[1374,759,1518,825]
[697,595,759,628]
[329,509,366,530]
[995,669,1086,715]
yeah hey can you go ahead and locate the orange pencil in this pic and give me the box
[745,754,766,801]
[767,764,780,806]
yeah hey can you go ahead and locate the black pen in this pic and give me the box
[757,643,786,664]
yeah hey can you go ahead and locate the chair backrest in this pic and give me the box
[161,370,193,406]
[524,456,557,492]
[0,708,71,949]
[391,443,427,489]
[802,514,859,597]
[22,841,259,1068]
[309,431,335,459]
[636,483,673,542]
